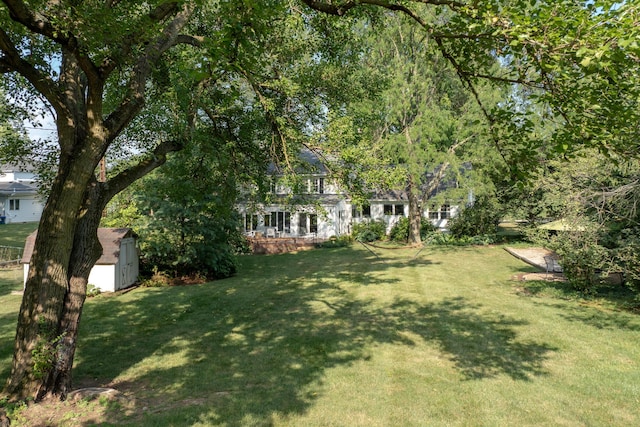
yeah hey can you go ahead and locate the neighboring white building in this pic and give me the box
[22,228,139,293]
[0,165,44,224]
[237,151,461,240]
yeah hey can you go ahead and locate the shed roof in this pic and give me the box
[21,228,136,265]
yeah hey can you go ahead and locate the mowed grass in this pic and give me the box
[1,244,640,426]
[0,222,38,248]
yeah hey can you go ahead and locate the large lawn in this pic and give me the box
[1,243,639,426]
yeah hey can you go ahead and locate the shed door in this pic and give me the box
[119,238,138,289]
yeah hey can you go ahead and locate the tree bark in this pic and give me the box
[407,177,422,244]
[3,120,102,398]
[36,180,105,400]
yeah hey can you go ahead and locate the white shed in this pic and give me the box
[22,228,139,293]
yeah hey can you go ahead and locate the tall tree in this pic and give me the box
[364,13,498,244]
[304,0,640,166]
[0,0,370,401]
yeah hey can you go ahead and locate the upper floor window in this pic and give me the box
[308,178,324,194]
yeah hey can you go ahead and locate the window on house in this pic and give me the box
[429,205,439,219]
[299,213,307,234]
[264,213,272,227]
[352,204,371,218]
[271,211,291,232]
[308,178,325,194]
[440,204,451,219]
[384,204,404,215]
[310,214,318,233]
[269,178,283,194]
[9,199,19,211]
[244,214,260,231]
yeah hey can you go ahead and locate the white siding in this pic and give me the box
[3,197,44,223]
[88,265,117,292]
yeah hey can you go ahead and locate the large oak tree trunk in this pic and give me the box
[38,183,105,399]
[3,135,104,400]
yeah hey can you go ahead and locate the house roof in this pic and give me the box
[21,228,137,265]
[0,181,38,196]
[267,148,330,175]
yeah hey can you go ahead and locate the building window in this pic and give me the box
[270,211,291,232]
[352,204,371,218]
[244,214,259,231]
[440,204,451,219]
[310,214,318,233]
[9,199,19,211]
[243,214,259,231]
[308,178,324,194]
[429,205,439,219]
[384,204,404,216]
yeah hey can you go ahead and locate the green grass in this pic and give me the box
[0,222,38,247]
[1,244,640,426]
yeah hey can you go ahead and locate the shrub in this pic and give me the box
[449,195,502,239]
[389,217,437,243]
[317,235,353,248]
[352,220,386,242]
[547,227,606,293]
[86,284,101,297]
[603,226,640,291]
[426,232,457,246]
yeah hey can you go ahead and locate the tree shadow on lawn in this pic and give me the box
[65,248,559,425]
[519,279,640,329]
[532,300,640,332]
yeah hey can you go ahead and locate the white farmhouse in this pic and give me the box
[237,150,461,241]
[22,228,139,293]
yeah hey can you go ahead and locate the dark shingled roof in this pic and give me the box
[21,228,136,265]
[0,181,38,196]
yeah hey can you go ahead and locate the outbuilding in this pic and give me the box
[22,228,139,293]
